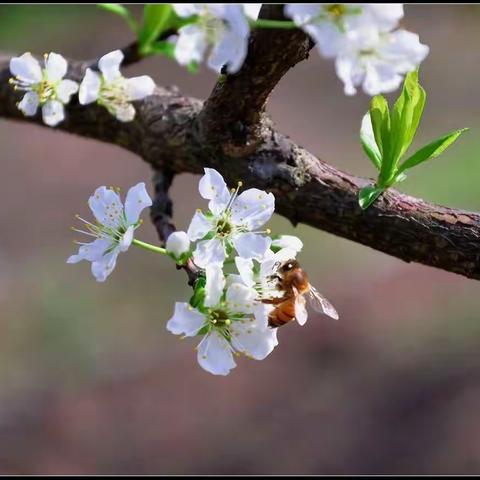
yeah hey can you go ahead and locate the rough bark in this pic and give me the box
[0,6,479,281]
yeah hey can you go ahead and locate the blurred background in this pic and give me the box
[0,4,479,475]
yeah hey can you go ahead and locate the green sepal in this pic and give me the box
[397,128,469,175]
[196,325,210,336]
[189,276,206,310]
[358,185,385,210]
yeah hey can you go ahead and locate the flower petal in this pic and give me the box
[205,264,226,307]
[192,238,226,268]
[166,302,205,337]
[56,79,79,104]
[17,91,39,116]
[79,68,101,105]
[67,238,112,264]
[42,100,65,127]
[230,318,278,360]
[45,52,67,81]
[232,232,271,260]
[112,102,136,122]
[187,210,213,241]
[98,49,124,82]
[364,4,404,32]
[174,24,208,66]
[197,331,236,376]
[125,76,155,101]
[243,3,262,20]
[271,235,303,253]
[172,4,200,17]
[284,4,322,26]
[124,182,152,225]
[231,188,275,230]
[234,256,255,288]
[88,186,123,228]
[166,231,190,258]
[10,52,42,83]
[208,29,248,74]
[91,249,119,282]
[226,282,256,314]
[119,225,135,252]
[198,168,231,215]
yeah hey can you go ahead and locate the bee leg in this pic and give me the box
[261,297,284,305]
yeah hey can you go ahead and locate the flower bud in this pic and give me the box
[166,231,190,258]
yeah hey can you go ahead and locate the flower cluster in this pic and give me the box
[284,4,429,96]
[9,50,155,126]
[166,169,339,375]
[67,169,338,376]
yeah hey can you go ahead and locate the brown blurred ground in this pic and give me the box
[0,4,480,475]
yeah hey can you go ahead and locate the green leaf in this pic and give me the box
[97,4,138,33]
[360,112,382,170]
[390,70,426,165]
[144,39,176,58]
[369,94,390,160]
[397,128,468,174]
[186,60,199,74]
[138,4,174,52]
[358,185,385,210]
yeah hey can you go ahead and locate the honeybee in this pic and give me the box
[263,259,339,328]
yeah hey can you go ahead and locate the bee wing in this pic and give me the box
[293,287,308,326]
[307,286,339,320]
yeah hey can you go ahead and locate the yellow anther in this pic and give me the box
[237,181,243,187]
[266,228,271,234]
[230,188,236,193]
[43,53,48,59]
[225,319,231,325]
[212,319,217,324]
[196,208,202,213]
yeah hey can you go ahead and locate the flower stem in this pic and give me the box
[132,238,167,255]
[252,19,297,29]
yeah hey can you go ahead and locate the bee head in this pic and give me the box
[280,259,299,273]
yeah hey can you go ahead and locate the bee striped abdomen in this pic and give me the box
[268,298,296,328]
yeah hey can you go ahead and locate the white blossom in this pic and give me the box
[79,50,155,122]
[187,168,274,268]
[335,26,429,96]
[172,4,250,74]
[284,4,428,96]
[166,231,191,259]
[9,52,78,127]
[284,4,404,59]
[67,183,152,282]
[167,265,278,375]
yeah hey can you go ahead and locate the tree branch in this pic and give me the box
[199,4,314,156]
[1,45,479,281]
[150,168,200,286]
